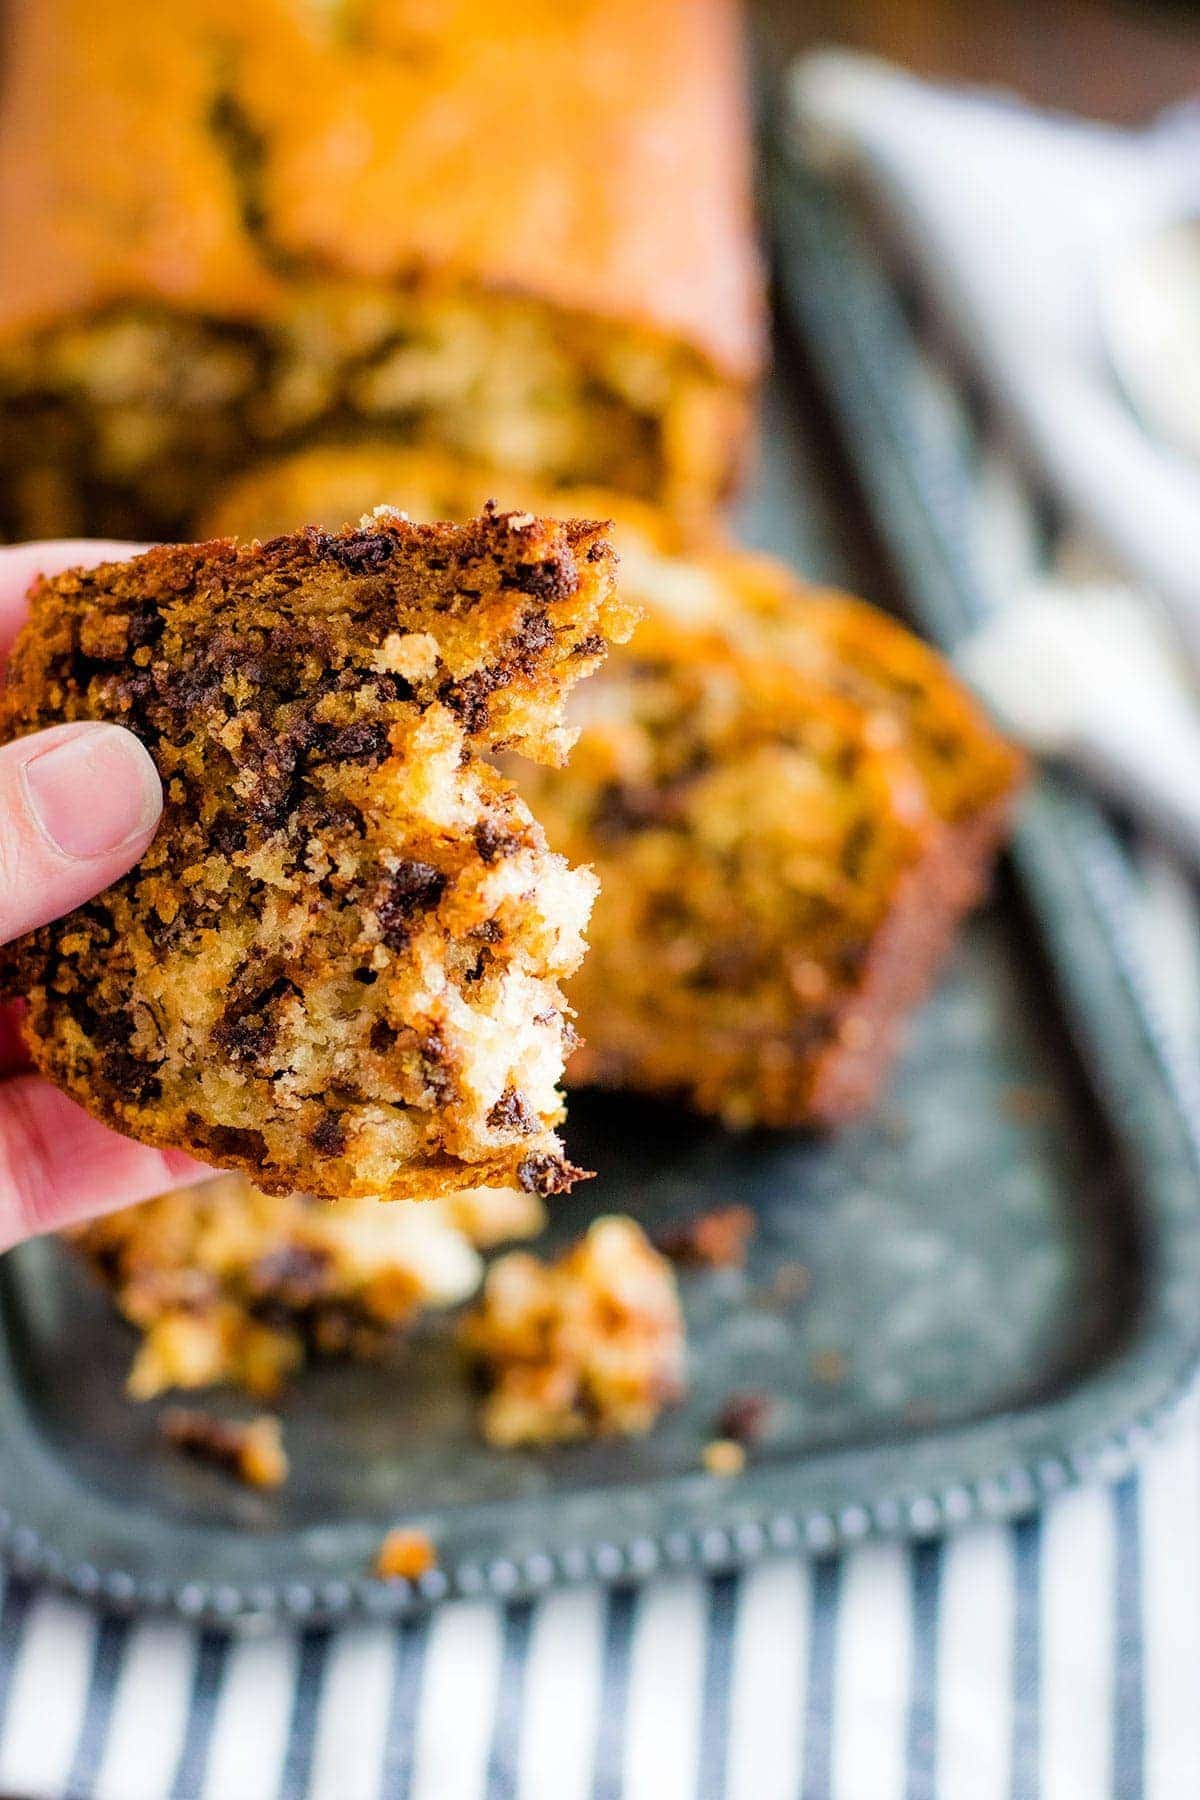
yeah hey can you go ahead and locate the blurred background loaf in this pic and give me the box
[0,0,765,540]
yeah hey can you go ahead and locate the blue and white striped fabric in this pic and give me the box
[0,1372,1197,1797]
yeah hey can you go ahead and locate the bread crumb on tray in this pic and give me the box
[654,1204,756,1270]
[702,1438,746,1478]
[460,1216,685,1447]
[374,1527,439,1583]
[162,1407,288,1490]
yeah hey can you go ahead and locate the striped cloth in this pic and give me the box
[0,1360,1197,1797]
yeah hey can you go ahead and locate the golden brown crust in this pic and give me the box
[1,511,636,1196]
[795,798,1013,1123]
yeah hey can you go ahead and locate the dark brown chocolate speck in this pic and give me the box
[517,1152,583,1196]
[716,1391,774,1445]
[316,529,397,574]
[309,1113,347,1156]
[487,1087,535,1134]
[376,862,447,949]
[510,555,578,604]
[473,819,522,864]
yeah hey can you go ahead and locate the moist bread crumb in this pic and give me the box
[162,1408,288,1490]
[1,509,636,1198]
[69,1173,507,1399]
[459,1215,685,1447]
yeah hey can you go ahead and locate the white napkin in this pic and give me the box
[788,52,1200,861]
[791,53,1200,649]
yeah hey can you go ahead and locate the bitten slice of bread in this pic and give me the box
[202,448,1025,1129]
[0,509,637,1197]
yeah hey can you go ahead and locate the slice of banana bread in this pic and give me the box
[519,618,950,1126]
[0,509,637,1196]
[521,589,1022,1127]
[205,448,1023,1127]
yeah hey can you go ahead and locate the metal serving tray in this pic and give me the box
[1,161,1199,1629]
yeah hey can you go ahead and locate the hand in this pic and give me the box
[0,542,208,1253]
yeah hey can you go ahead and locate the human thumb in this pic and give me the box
[0,721,162,943]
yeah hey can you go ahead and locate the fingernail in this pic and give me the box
[23,724,162,860]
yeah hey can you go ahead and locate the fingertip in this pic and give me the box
[22,721,162,860]
[162,1151,216,1186]
[0,539,148,586]
[0,722,163,941]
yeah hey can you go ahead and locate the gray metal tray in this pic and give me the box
[1,162,1199,1630]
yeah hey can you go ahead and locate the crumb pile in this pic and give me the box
[1,510,637,1196]
[459,1216,685,1446]
[71,1172,545,1399]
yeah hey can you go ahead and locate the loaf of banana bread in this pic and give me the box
[0,0,763,541]
[204,446,1024,1127]
[0,509,638,1195]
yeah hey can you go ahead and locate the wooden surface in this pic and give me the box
[757,0,1200,124]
